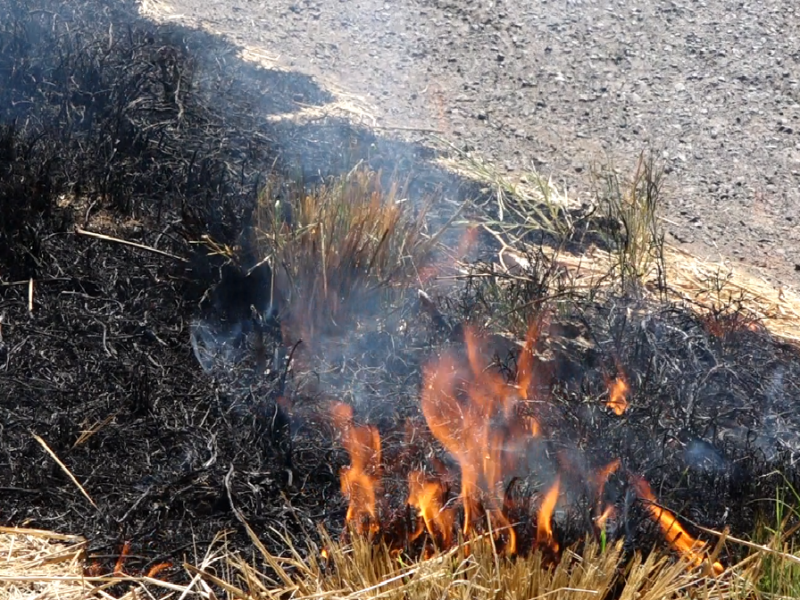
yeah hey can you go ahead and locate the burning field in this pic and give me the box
[2,1,800,599]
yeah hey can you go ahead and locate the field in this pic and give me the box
[2,1,800,599]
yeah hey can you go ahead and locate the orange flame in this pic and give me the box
[331,403,382,536]
[516,320,541,400]
[606,376,629,415]
[595,505,615,531]
[537,478,560,553]
[145,562,172,579]
[596,459,620,499]
[113,540,131,576]
[594,459,620,531]
[407,471,454,548]
[525,415,540,437]
[419,325,536,554]
[632,477,723,575]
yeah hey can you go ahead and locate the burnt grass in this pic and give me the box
[1,0,800,582]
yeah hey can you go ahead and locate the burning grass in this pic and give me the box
[3,523,731,600]
[236,534,725,600]
[4,1,800,598]
[4,520,800,600]
[321,320,734,573]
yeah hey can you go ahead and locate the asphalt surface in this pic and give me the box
[143,0,800,288]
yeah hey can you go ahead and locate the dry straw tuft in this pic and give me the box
[254,165,437,338]
[189,528,758,600]
[0,527,91,600]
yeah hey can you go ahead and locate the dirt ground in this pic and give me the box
[142,0,800,288]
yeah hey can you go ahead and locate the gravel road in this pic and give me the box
[143,0,800,287]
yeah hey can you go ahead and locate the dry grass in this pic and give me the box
[0,527,91,600]
[126,527,762,600]
[435,139,578,246]
[481,233,800,344]
[592,154,666,293]
[3,520,800,600]
[440,146,800,344]
[253,165,440,338]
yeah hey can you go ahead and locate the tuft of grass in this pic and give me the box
[593,152,667,294]
[754,481,800,598]
[253,165,438,338]
[435,138,577,246]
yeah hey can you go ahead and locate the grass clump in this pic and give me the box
[753,482,800,599]
[254,165,435,338]
[593,152,666,294]
[436,138,577,246]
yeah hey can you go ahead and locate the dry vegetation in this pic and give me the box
[4,2,799,598]
[4,522,799,600]
[5,149,800,600]
[252,166,440,338]
[439,145,800,343]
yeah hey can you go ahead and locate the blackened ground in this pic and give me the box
[1,0,799,582]
[0,0,469,574]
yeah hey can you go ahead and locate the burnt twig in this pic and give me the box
[76,227,189,263]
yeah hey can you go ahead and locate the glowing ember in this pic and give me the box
[145,562,172,579]
[632,477,724,575]
[331,403,382,536]
[114,540,131,576]
[537,478,560,553]
[606,375,629,415]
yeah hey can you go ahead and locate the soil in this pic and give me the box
[145,0,800,288]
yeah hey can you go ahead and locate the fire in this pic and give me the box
[407,471,455,548]
[417,325,542,555]
[595,459,620,502]
[331,403,382,536]
[516,320,540,400]
[327,320,726,570]
[536,478,560,553]
[632,477,723,575]
[145,562,172,578]
[595,505,615,531]
[114,540,131,576]
[594,459,620,532]
[606,375,629,415]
